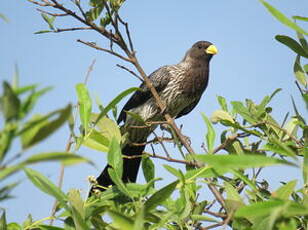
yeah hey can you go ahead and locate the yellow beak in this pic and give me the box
[205,45,218,55]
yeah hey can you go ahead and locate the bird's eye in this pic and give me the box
[198,46,202,49]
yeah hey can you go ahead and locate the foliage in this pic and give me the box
[1,0,308,230]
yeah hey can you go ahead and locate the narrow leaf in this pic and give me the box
[272,180,297,200]
[217,95,228,111]
[142,156,155,183]
[41,13,55,30]
[260,0,308,35]
[294,55,307,87]
[211,110,234,124]
[76,83,92,133]
[108,210,134,230]
[23,152,92,166]
[0,13,9,23]
[202,113,216,153]
[82,129,109,152]
[94,87,138,126]
[0,211,7,230]
[235,199,284,218]
[24,168,68,209]
[1,81,20,121]
[303,151,308,185]
[21,104,72,149]
[195,154,295,170]
[67,189,89,230]
[293,16,308,21]
[107,137,123,177]
[144,181,178,212]
[275,35,308,58]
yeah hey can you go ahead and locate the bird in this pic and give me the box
[92,41,217,193]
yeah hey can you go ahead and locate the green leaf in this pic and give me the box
[0,181,19,202]
[0,164,23,181]
[144,181,178,213]
[217,95,228,111]
[232,170,260,193]
[22,214,33,228]
[108,168,131,197]
[260,0,308,35]
[20,86,53,118]
[1,81,20,121]
[282,117,299,141]
[20,104,72,149]
[107,137,123,177]
[76,83,92,133]
[294,55,307,88]
[275,35,308,58]
[224,181,244,213]
[67,189,89,230]
[184,166,227,181]
[263,137,297,158]
[85,6,104,21]
[224,181,243,203]
[92,115,121,143]
[195,154,295,170]
[296,32,308,52]
[34,30,53,34]
[235,199,284,218]
[93,87,138,126]
[0,211,7,230]
[292,15,308,21]
[24,168,68,210]
[202,113,216,153]
[13,84,37,95]
[37,225,64,230]
[210,110,234,124]
[231,101,257,124]
[0,123,15,162]
[272,180,297,200]
[163,164,182,178]
[82,129,109,152]
[108,210,134,230]
[41,13,55,30]
[23,152,92,166]
[303,151,308,185]
[0,13,9,23]
[142,156,155,183]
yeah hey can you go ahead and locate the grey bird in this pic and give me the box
[92,41,218,193]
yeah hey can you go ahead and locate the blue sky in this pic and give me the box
[1,0,308,224]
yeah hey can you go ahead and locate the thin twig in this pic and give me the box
[153,131,170,158]
[207,182,226,210]
[204,209,227,218]
[131,136,174,146]
[28,0,53,7]
[212,133,239,154]
[117,13,134,52]
[74,0,87,19]
[37,8,68,16]
[116,64,143,82]
[84,59,96,84]
[49,135,73,225]
[77,39,132,62]
[54,27,92,32]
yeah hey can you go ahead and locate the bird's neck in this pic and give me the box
[180,56,210,70]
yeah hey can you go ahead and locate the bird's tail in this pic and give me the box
[90,144,145,195]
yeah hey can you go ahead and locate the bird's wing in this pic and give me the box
[176,96,201,119]
[117,66,171,123]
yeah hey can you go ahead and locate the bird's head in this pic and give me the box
[183,41,218,63]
